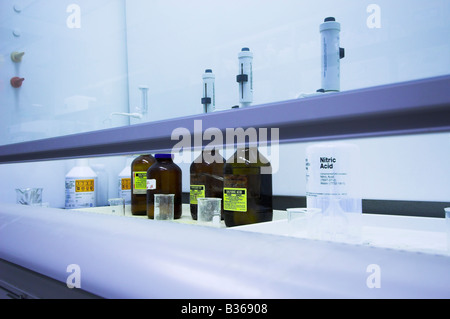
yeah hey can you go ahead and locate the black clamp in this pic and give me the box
[201,97,212,105]
[236,74,249,83]
[340,47,345,59]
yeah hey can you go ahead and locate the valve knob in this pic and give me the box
[10,77,25,88]
[11,51,25,63]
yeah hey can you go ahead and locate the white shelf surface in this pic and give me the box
[1,203,450,298]
[76,204,449,256]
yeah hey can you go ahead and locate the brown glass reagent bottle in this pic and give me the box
[190,148,224,220]
[223,146,273,227]
[147,154,182,219]
[131,154,156,216]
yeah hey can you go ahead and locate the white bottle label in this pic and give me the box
[306,143,362,214]
[65,177,97,209]
[147,179,156,190]
[306,156,348,197]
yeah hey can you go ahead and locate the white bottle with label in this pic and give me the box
[65,159,98,209]
[305,142,361,244]
[118,156,134,204]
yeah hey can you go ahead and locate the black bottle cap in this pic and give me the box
[241,47,250,52]
[205,69,213,73]
[324,17,336,22]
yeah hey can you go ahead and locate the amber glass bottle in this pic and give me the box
[131,154,156,216]
[190,148,225,220]
[146,154,182,219]
[223,146,273,227]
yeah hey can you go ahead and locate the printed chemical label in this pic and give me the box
[223,188,247,212]
[190,185,205,205]
[65,178,97,209]
[75,179,95,192]
[146,179,156,190]
[306,156,349,197]
[120,178,131,191]
[133,171,147,194]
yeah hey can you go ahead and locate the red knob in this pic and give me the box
[10,77,25,88]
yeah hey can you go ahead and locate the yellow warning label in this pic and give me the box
[190,185,205,205]
[121,178,131,191]
[75,179,95,193]
[133,172,147,190]
[223,188,247,212]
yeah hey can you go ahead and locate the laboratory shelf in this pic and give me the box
[72,204,450,256]
[0,75,449,164]
[72,204,288,228]
[1,203,449,299]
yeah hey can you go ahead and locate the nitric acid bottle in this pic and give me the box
[190,148,224,220]
[146,154,182,219]
[131,154,156,216]
[223,146,273,227]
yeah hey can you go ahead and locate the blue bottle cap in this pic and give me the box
[155,154,173,159]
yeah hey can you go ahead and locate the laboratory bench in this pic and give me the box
[1,203,449,299]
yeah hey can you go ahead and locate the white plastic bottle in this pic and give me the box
[91,163,108,207]
[65,159,98,209]
[118,156,134,204]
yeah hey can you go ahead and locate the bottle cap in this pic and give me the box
[205,69,213,73]
[75,158,89,166]
[155,154,173,159]
[320,17,341,32]
[238,47,253,58]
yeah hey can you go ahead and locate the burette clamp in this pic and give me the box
[236,74,249,83]
[201,97,212,105]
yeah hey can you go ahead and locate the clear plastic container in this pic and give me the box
[305,142,362,244]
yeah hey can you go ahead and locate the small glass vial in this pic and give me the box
[146,154,182,219]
